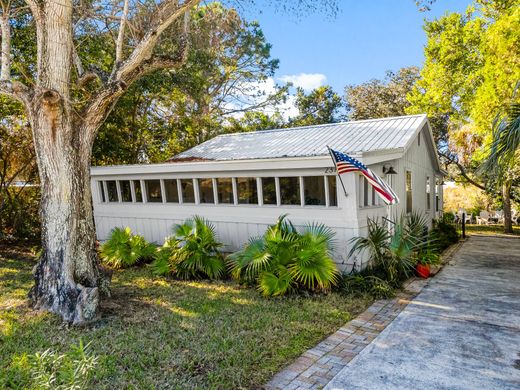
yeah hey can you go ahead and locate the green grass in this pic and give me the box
[0,246,372,390]
[462,224,520,236]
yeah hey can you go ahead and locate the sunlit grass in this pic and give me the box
[0,247,371,389]
[462,224,520,236]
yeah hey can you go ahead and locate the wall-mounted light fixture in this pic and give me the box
[382,165,397,175]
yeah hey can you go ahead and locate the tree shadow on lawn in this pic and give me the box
[0,251,370,389]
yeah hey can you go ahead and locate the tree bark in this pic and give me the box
[502,181,513,234]
[0,0,196,324]
[28,92,110,323]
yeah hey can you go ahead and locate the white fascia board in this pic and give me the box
[90,155,335,177]
[359,149,404,165]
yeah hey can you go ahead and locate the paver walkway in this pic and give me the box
[326,235,520,390]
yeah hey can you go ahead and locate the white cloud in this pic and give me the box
[278,73,327,91]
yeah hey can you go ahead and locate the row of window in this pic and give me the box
[406,171,441,213]
[98,176,338,207]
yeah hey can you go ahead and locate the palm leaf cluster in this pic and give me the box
[349,212,431,285]
[152,216,225,279]
[100,227,156,269]
[228,215,339,296]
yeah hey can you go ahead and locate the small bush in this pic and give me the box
[431,214,459,251]
[151,216,225,279]
[339,273,395,299]
[349,212,433,286]
[100,227,156,269]
[228,215,339,296]
[28,340,97,390]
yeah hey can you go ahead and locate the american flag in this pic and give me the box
[329,148,399,205]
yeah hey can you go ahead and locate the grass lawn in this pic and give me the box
[0,245,372,390]
[462,224,520,236]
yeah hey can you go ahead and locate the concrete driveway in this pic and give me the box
[325,235,520,390]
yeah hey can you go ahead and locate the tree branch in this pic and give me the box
[112,0,198,83]
[439,151,487,191]
[114,0,129,67]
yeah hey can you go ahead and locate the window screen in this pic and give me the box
[327,176,337,207]
[180,179,195,203]
[303,176,325,206]
[279,177,300,205]
[406,171,413,213]
[145,180,162,203]
[133,180,143,202]
[99,181,106,202]
[120,180,132,202]
[262,178,277,205]
[106,181,118,202]
[237,177,258,204]
[216,178,233,204]
[198,179,214,204]
[164,179,179,203]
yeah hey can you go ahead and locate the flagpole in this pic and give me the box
[326,145,348,197]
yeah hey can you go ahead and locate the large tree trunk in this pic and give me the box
[26,0,109,324]
[503,181,513,234]
[28,107,109,324]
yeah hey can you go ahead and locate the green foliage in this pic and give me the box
[349,213,432,286]
[100,227,156,269]
[338,273,395,299]
[94,3,285,165]
[228,215,339,296]
[151,216,225,280]
[431,215,460,251]
[290,86,344,126]
[407,2,519,183]
[27,340,97,390]
[345,67,420,121]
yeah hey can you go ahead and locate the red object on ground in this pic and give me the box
[416,264,430,278]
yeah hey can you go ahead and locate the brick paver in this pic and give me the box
[265,242,462,390]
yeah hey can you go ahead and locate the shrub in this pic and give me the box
[28,340,97,390]
[338,273,395,299]
[228,215,339,296]
[349,213,431,286]
[100,227,156,269]
[151,216,225,279]
[431,214,460,251]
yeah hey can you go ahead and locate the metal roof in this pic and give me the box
[173,114,428,161]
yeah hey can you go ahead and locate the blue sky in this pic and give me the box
[248,0,470,93]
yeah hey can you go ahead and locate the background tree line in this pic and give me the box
[1,0,518,241]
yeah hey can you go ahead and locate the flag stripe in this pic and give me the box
[329,148,399,205]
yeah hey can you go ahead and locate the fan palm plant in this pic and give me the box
[349,213,431,285]
[100,227,156,269]
[228,215,338,296]
[151,216,225,279]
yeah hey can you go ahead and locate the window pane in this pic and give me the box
[106,180,118,202]
[164,179,179,203]
[133,180,143,202]
[406,171,413,213]
[120,180,132,202]
[363,177,369,207]
[280,177,300,205]
[99,181,106,202]
[327,176,337,206]
[371,185,376,206]
[262,178,276,205]
[303,176,325,206]
[181,179,195,203]
[217,178,233,204]
[145,180,162,203]
[237,177,258,205]
[198,179,214,204]
[426,176,431,210]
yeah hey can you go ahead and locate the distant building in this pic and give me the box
[90,114,445,271]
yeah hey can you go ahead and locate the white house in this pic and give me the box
[90,114,445,271]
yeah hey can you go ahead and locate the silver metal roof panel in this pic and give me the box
[173,114,428,161]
